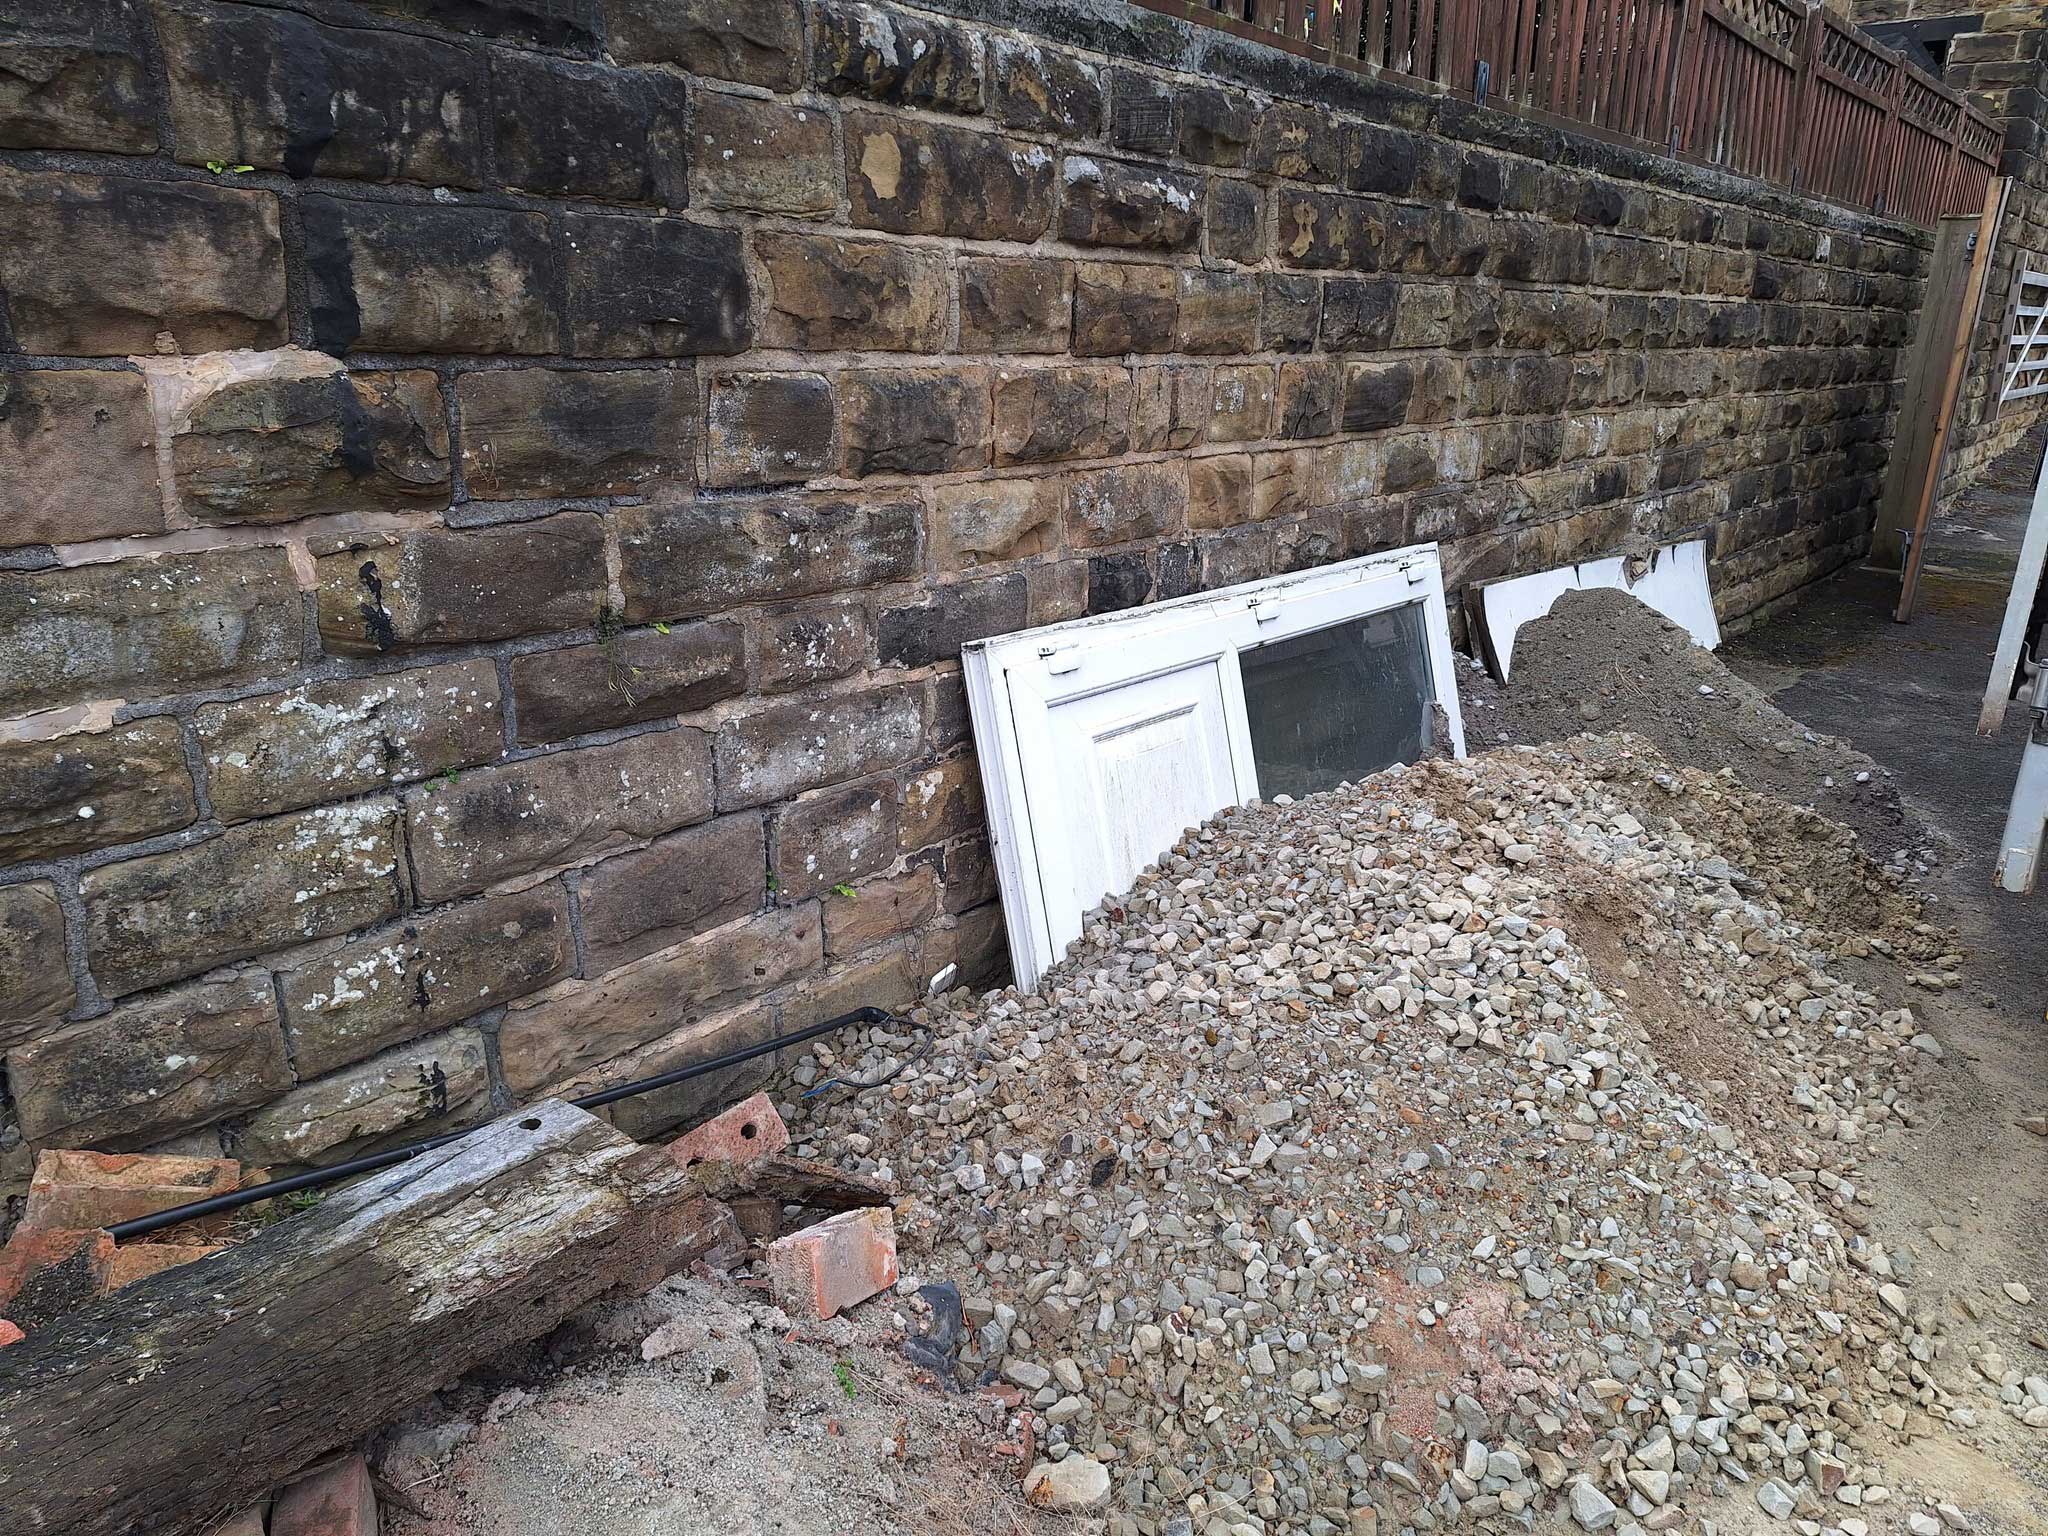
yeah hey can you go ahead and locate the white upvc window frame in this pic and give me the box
[963,543,1465,990]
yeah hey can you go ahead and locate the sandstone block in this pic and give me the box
[271,1455,377,1536]
[989,37,1102,137]
[755,233,948,352]
[407,728,712,903]
[1090,551,1150,612]
[511,621,744,746]
[1074,262,1178,356]
[0,719,196,865]
[847,113,1053,241]
[303,196,553,355]
[239,1026,489,1167]
[706,371,835,488]
[878,574,1027,668]
[619,495,919,622]
[773,776,899,901]
[1263,274,1321,352]
[899,755,983,851]
[563,213,751,358]
[6,977,288,1148]
[604,0,803,89]
[0,548,300,718]
[1209,364,1276,443]
[1066,462,1187,549]
[0,167,283,354]
[159,2,481,185]
[839,367,991,477]
[314,514,607,656]
[497,905,821,1093]
[994,366,1131,465]
[458,368,695,499]
[1249,103,1356,185]
[0,883,72,1047]
[1028,562,1087,625]
[1254,451,1311,522]
[959,258,1071,354]
[578,813,766,973]
[0,369,160,549]
[766,1206,897,1321]
[1108,68,1177,156]
[1207,177,1265,265]
[1321,276,1397,350]
[83,802,401,997]
[1275,188,1384,271]
[753,605,870,693]
[196,660,501,822]
[0,0,157,153]
[1278,360,1341,440]
[280,885,572,1077]
[692,93,837,217]
[1342,361,1416,432]
[1132,364,1212,453]
[1059,156,1202,250]
[715,685,923,811]
[931,477,1060,568]
[23,1147,238,1234]
[1177,269,1261,355]
[823,865,937,958]
[491,51,687,204]
[1189,454,1253,531]
[813,2,983,113]
[172,369,449,525]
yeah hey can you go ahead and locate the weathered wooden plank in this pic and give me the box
[0,1101,696,1536]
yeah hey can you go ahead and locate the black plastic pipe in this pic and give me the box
[104,1005,901,1242]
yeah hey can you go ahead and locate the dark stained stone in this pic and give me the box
[0,719,196,865]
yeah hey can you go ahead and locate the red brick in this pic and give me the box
[95,1242,224,1295]
[272,1453,378,1536]
[0,1320,22,1347]
[765,1206,898,1321]
[667,1091,790,1172]
[24,1148,240,1235]
[0,1226,113,1310]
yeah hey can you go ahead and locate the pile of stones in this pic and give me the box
[783,738,2024,1536]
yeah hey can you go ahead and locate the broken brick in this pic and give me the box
[271,1453,379,1536]
[765,1205,899,1321]
[667,1091,791,1172]
[95,1242,225,1295]
[0,1226,114,1328]
[24,1148,240,1236]
[0,1320,21,1347]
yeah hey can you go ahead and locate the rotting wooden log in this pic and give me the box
[0,1100,695,1536]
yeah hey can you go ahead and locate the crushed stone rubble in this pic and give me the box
[780,737,2036,1536]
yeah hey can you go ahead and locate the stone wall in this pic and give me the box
[0,0,1930,1175]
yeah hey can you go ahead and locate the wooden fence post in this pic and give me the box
[1787,4,1824,191]
[1875,58,1907,215]
[1667,0,1705,155]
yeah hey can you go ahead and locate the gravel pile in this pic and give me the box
[780,736,2027,1536]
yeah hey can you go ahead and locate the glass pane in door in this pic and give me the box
[1240,603,1436,800]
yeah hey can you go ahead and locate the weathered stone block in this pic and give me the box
[0,882,71,1047]
[1074,261,1177,356]
[408,728,712,903]
[83,802,401,997]
[1263,274,1320,352]
[1059,156,1202,250]
[878,573,1027,668]
[840,367,990,477]
[1208,364,1275,442]
[848,113,1054,241]
[1177,270,1261,355]
[1087,551,1149,612]
[280,886,571,1077]
[1065,462,1187,549]
[989,36,1101,137]
[314,514,607,656]
[994,366,1130,465]
[497,904,821,1094]
[619,496,919,622]
[960,258,1071,354]
[579,813,765,973]
[706,372,835,487]
[813,2,984,114]
[1189,453,1253,531]
[196,661,502,823]
[604,0,803,89]
[0,0,156,153]
[0,168,283,354]
[0,719,194,865]
[753,604,869,693]
[924,901,1006,990]
[0,369,160,548]
[6,977,288,1149]
[1108,67,1176,155]
[1248,104,1355,185]
[563,213,750,358]
[938,839,997,915]
[715,684,923,810]
[1180,85,1253,166]
[510,621,744,746]
[1254,450,1311,522]
[1274,188,1383,271]
[692,92,836,217]
[755,233,948,352]
[347,0,595,46]
[1346,124,1418,196]
[823,865,936,959]
[172,369,449,525]
[773,776,899,901]
[303,196,553,355]
[239,1026,489,1167]
[457,368,695,499]
[1207,177,1265,265]
[899,754,982,851]
[1278,360,1340,440]
[0,548,300,719]
[491,51,687,204]
[1132,363,1212,453]
[1320,276,1397,350]
[1342,361,1415,432]
[159,2,481,185]
[931,477,1060,569]
[1027,561,1088,625]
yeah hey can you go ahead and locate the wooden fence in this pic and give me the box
[1135,0,2001,225]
